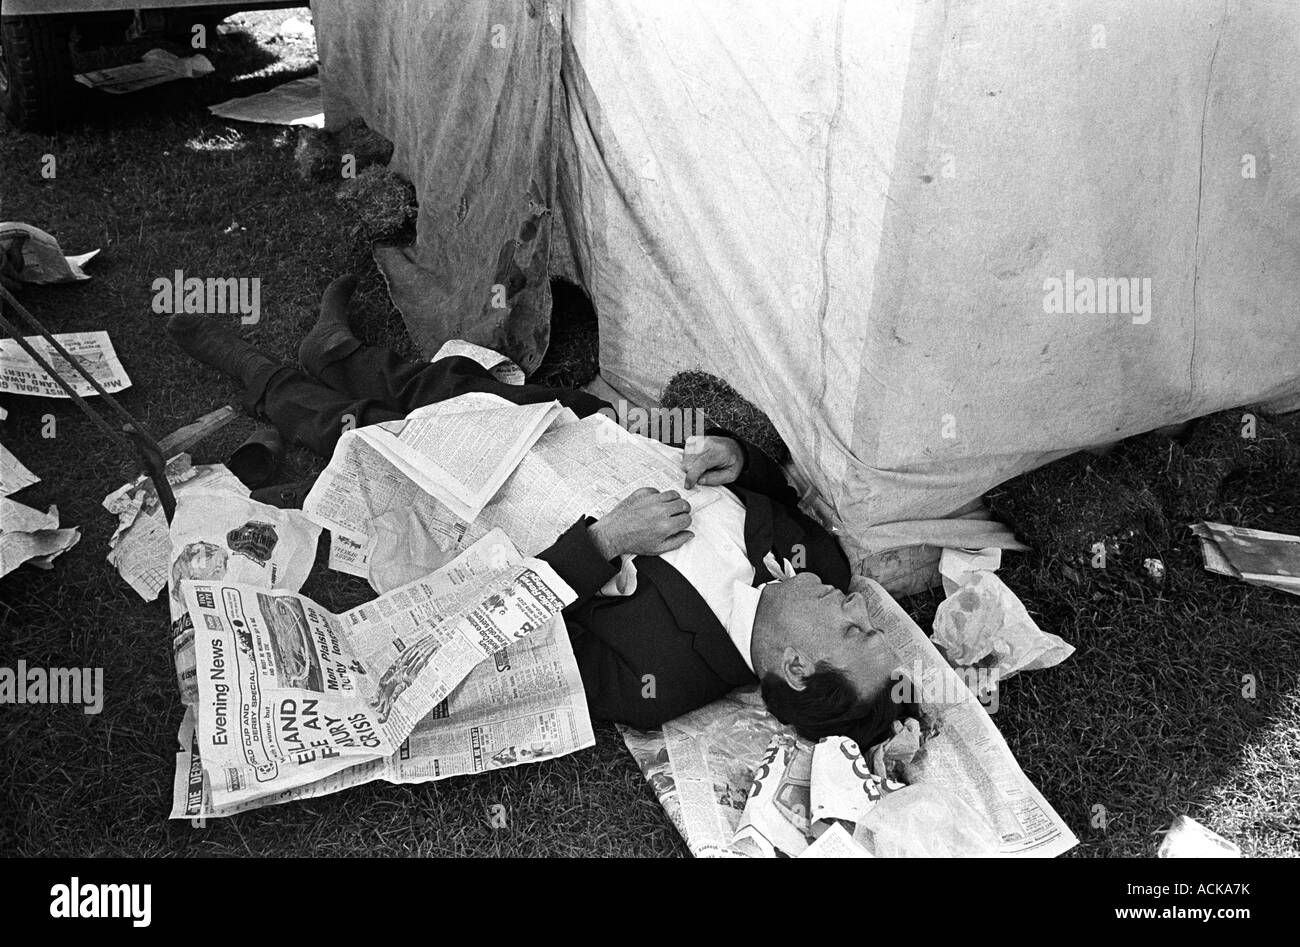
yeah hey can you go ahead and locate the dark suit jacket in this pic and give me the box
[536,433,850,730]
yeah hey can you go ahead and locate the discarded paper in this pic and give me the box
[182,529,576,809]
[208,75,324,127]
[167,492,322,706]
[1,441,40,496]
[0,222,99,284]
[0,497,79,577]
[0,330,131,398]
[74,49,213,94]
[1192,521,1300,597]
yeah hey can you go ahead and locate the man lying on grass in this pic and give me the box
[168,276,910,748]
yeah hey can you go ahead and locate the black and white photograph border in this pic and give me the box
[0,0,1292,923]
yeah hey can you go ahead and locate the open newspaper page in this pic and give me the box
[620,578,1077,857]
[305,407,717,590]
[171,613,594,819]
[355,394,562,521]
[183,528,576,809]
[0,330,131,397]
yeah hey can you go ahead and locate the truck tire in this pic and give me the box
[0,15,76,130]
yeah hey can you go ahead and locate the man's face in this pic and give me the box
[761,572,901,698]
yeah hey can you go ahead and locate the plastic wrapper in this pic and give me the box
[932,554,1074,679]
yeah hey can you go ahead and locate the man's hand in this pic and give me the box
[682,435,744,489]
[588,487,693,558]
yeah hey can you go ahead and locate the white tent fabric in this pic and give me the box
[315,0,1300,570]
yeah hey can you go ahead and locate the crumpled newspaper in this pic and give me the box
[0,497,80,577]
[0,222,98,285]
[932,548,1074,679]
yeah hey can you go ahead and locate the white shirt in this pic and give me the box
[597,486,765,672]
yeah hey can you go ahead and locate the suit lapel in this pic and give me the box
[633,555,755,687]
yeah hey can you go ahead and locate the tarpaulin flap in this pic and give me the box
[315,0,563,374]
[316,0,1300,563]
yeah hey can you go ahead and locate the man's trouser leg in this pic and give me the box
[310,339,611,420]
[244,362,406,458]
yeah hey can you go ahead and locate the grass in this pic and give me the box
[2,10,1298,859]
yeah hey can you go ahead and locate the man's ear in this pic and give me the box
[780,647,813,691]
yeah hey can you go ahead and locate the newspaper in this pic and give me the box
[431,339,526,386]
[171,613,594,819]
[619,688,785,858]
[182,529,576,809]
[326,528,372,578]
[167,492,323,707]
[620,576,1078,857]
[103,456,249,601]
[1192,521,1300,597]
[0,498,79,577]
[306,403,716,591]
[0,222,98,284]
[1,441,40,496]
[208,75,324,127]
[799,823,873,858]
[325,393,562,523]
[0,330,131,398]
[75,49,213,94]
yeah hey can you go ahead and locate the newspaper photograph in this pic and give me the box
[182,529,576,809]
[167,491,323,706]
[0,330,131,398]
[171,613,595,819]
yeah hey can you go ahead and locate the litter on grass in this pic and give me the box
[0,223,99,285]
[1157,815,1242,858]
[0,331,131,398]
[1,442,40,497]
[103,455,248,601]
[0,497,80,578]
[209,76,324,127]
[74,49,213,94]
[932,547,1075,681]
[1192,522,1300,597]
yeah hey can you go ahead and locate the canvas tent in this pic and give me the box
[311,0,1300,580]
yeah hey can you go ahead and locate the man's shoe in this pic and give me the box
[298,274,361,377]
[166,315,278,389]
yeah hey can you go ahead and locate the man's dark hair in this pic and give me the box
[760,662,916,751]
